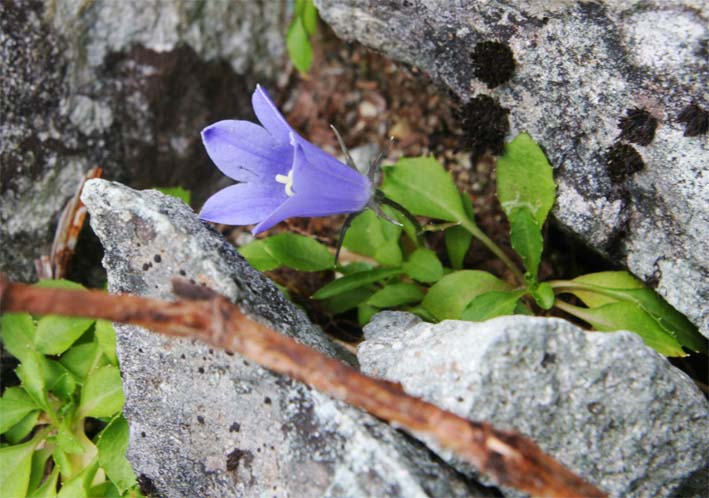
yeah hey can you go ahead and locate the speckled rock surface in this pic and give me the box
[360,312,709,498]
[81,179,486,498]
[315,0,709,337]
[1,0,287,281]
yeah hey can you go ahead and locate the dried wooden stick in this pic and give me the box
[0,278,606,498]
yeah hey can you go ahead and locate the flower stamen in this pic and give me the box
[275,169,295,196]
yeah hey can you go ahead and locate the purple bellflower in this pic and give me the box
[199,85,372,234]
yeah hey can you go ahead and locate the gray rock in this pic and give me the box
[315,0,709,337]
[1,0,287,281]
[360,312,709,498]
[81,179,486,498]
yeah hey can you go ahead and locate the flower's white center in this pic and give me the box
[275,169,295,197]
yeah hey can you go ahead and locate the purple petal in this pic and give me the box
[201,120,291,181]
[200,182,286,226]
[252,85,292,140]
[252,141,372,234]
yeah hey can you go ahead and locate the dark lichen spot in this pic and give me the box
[180,353,186,359]
[617,107,657,146]
[677,103,708,137]
[142,262,152,271]
[140,431,146,438]
[138,474,158,496]
[541,352,556,367]
[264,396,272,405]
[229,422,241,433]
[606,143,645,184]
[471,41,516,88]
[226,448,254,473]
[198,366,205,374]
[587,402,603,415]
[458,95,510,163]
[153,254,162,263]
[179,269,186,276]
[197,415,205,424]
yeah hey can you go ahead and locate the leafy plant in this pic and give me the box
[287,0,319,73]
[0,280,142,498]
[239,133,707,358]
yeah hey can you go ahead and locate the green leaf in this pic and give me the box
[1,312,36,363]
[570,301,685,356]
[338,262,375,275]
[56,459,98,498]
[5,410,41,444]
[569,271,707,353]
[343,209,402,267]
[357,303,378,325]
[95,320,118,366]
[301,0,318,35]
[320,287,374,314]
[28,447,54,494]
[497,133,556,226]
[264,233,334,271]
[313,268,402,300]
[45,359,77,401]
[35,314,94,356]
[402,248,443,283]
[381,157,466,222]
[79,365,125,418]
[0,439,38,497]
[508,207,543,282]
[60,340,107,382]
[155,186,191,205]
[444,225,472,270]
[57,424,85,455]
[0,387,39,434]
[96,415,137,493]
[461,290,526,322]
[287,17,313,73]
[367,283,424,308]
[239,239,280,272]
[531,282,555,310]
[35,279,86,290]
[17,350,50,411]
[88,481,121,498]
[52,447,72,479]
[28,466,58,498]
[422,270,511,321]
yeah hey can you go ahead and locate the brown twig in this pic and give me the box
[35,167,103,279]
[0,277,606,498]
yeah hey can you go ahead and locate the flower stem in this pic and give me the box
[459,218,525,284]
[552,298,595,323]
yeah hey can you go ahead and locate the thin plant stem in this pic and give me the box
[459,218,525,284]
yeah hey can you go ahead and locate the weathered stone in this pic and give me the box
[360,312,709,498]
[314,0,709,337]
[81,179,487,498]
[1,0,287,281]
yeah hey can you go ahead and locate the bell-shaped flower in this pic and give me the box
[199,85,372,234]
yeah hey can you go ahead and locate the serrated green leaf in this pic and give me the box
[569,271,707,353]
[497,133,555,226]
[5,410,40,444]
[321,287,374,314]
[343,209,402,267]
[508,206,543,282]
[79,365,125,418]
[570,301,685,357]
[56,459,98,498]
[532,282,555,310]
[402,248,443,283]
[45,359,77,400]
[287,17,313,73]
[367,283,424,308]
[0,387,39,434]
[461,290,526,322]
[313,268,402,300]
[17,350,50,411]
[444,225,472,270]
[95,319,118,365]
[357,303,378,325]
[28,466,58,498]
[302,0,318,35]
[60,340,107,382]
[155,186,191,205]
[422,270,511,321]
[381,157,466,222]
[28,447,54,494]
[0,439,37,497]
[1,312,36,363]
[263,233,334,271]
[35,314,94,356]
[96,415,137,493]
[239,239,280,272]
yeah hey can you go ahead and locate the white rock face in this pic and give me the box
[81,180,486,498]
[315,0,709,337]
[360,312,709,498]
